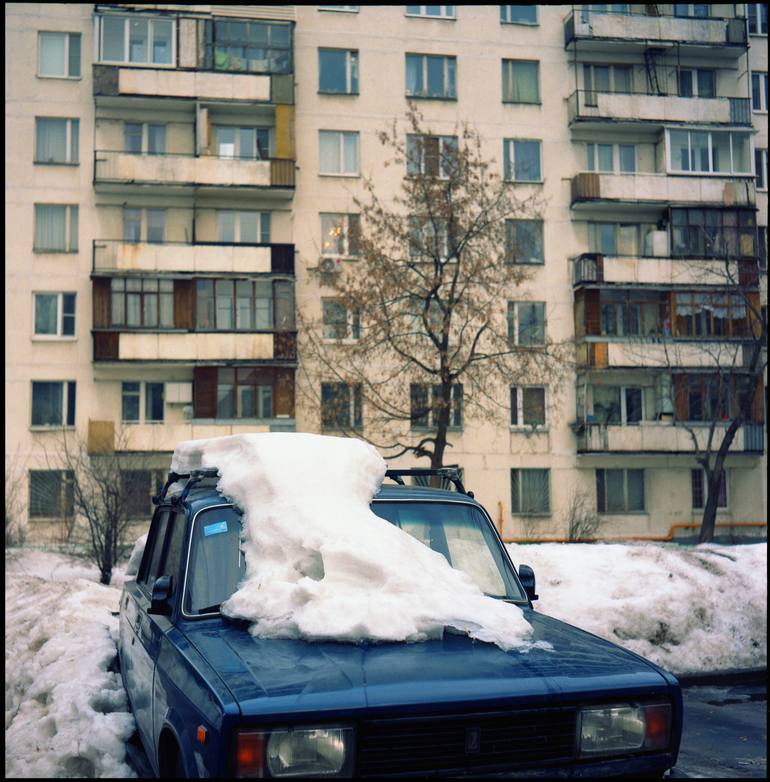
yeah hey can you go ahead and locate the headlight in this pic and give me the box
[578,703,671,757]
[236,727,353,778]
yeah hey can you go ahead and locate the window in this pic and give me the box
[597,290,664,337]
[756,149,768,190]
[667,129,751,174]
[322,299,360,340]
[319,131,359,175]
[406,134,458,178]
[506,220,544,264]
[124,123,166,155]
[34,205,78,252]
[677,68,715,99]
[508,302,546,346]
[214,126,270,160]
[592,386,644,424]
[588,221,657,257]
[321,214,360,257]
[502,60,539,104]
[319,6,359,11]
[586,143,636,173]
[98,15,173,65]
[580,5,631,21]
[510,386,547,427]
[110,278,174,328]
[122,382,164,423]
[196,278,294,331]
[321,383,362,429]
[409,216,452,260]
[748,4,767,35]
[217,211,271,244]
[511,469,550,514]
[406,53,457,99]
[38,32,81,78]
[673,4,710,17]
[123,208,166,243]
[500,5,537,24]
[204,19,291,74]
[410,384,463,429]
[670,208,757,259]
[35,118,79,164]
[31,381,76,427]
[674,292,748,338]
[319,48,358,94]
[753,72,769,111]
[503,139,542,182]
[215,368,274,419]
[582,63,632,105]
[405,6,455,18]
[121,470,165,519]
[29,470,74,518]
[33,293,76,338]
[596,469,645,513]
[676,374,733,421]
[691,469,728,509]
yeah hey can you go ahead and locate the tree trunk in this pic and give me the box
[698,417,742,543]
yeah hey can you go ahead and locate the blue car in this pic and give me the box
[119,468,682,778]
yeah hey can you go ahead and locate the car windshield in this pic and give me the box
[183,500,525,616]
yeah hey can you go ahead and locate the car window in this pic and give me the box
[138,509,170,590]
[163,511,187,597]
[184,506,245,616]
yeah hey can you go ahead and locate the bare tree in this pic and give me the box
[299,104,571,468]
[563,486,604,541]
[5,455,28,547]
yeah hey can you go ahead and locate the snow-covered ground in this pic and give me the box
[507,541,767,674]
[5,539,766,777]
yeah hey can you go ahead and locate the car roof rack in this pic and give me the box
[153,468,220,506]
[384,468,474,498]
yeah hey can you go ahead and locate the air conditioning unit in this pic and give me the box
[318,257,342,274]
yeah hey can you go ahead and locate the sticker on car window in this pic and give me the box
[204,521,228,537]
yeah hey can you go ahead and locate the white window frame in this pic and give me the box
[34,117,79,164]
[121,381,165,424]
[756,148,768,191]
[510,468,551,515]
[30,380,76,430]
[405,5,455,19]
[409,216,452,261]
[123,208,166,243]
[124,122,167,155]
[33,204,78,253]
[322,298,361,341]
[691,468,729,510]
[406,134,458,178]
[665,127,753,176]
[28,469,75,519]
[406,53,457,99]
[586,142,636,174]
[748,3,767,35]
[503,138,543,182]
[97,14,176,67]
[500,5,538,25]
[318,48,359,94]
[38,31,81,79]
[597,468,646,514]
[508,301,547,347]
[217,210,271,244]
[320,213,359,257]
[32,292,77,340]
[318,6,360,12]
[510,385,548,429]
[213,125,271,160]
[752,71,768,112]
[592,385,645,425]
[677,67,716,98]
[319,130,360,176]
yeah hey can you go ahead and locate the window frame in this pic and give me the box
[748,4,767,35]
[591,385,645,425]
[500,5,538,25]
[510,468,551,515]
[318,6,360,12]
[505,219,544,265]
[97,14,176,68]
[410,383,463,430]
[405,6,456,19]
[33,204,78,253]
[318,130,360,176]
[32,292,77,340]
[510,385,548,429]
[596,468,646,514]
[34,117,79,165]
[586,142,637,174]
[123,122,167,156]
[28,469,75,519]
[502,59,541,105]
[507,301,547,347]
[321,382,363,430]
[405,53,457,100]
[195,277,294,332]
[216,210,271,244]
[38,31,81,79]
[213,125,271,160]
[406,134,459,179]
[503,138,543,183]
[318,48,359,95]
[752,72,769,112]
[666,127,753,175]
[320,213,360,258]
[30,380,76,429]
[691,468,728,510]
[110,277,174,329]
[756,148,768,190]
[322,298,361,341]
[582,63,633,104]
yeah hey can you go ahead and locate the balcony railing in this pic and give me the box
[565,9,747,51]
[571,172,755,208]
[569,90,751,127]
[93,150,295,192]
[92,240,295,276]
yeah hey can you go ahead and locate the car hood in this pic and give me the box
[182,610,673,719]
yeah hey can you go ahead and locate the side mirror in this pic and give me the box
[149,575,173,615]
[518,564,538,602]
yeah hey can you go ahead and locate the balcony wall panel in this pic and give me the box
[578,422,755,453]
[589,256,740,287]
[605,340,743,368]
[117,332,274,361]
[117,68,271,102]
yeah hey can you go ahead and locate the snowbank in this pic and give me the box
[507,541,767,674]
[172,432,542,652]
[5,554,135,778]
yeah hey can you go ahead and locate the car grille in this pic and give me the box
[356,706,577,776]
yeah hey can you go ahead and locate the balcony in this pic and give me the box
[576,421,763,454]
[568,91,752,130]
[93,151,295,197]
[564,10,747,58]
[571,172,755,211]
[92,331,297,363]
[576,339,745,369]
[93,240,294,276]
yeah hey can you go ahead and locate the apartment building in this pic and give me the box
[5,4,767,544]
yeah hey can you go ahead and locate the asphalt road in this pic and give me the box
[126,681,768,778]
[668,681,767,778]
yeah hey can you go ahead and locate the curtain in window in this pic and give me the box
[40,33,65,75]
[35,294,58,335]
[319,131,340,172]
[406,55,422,95]
[36,119,67,163]
[275,281,295,329]
[32,382,63,426]
[512,469,550,513]
[514,140,541,181]
[504,61,538,103]
[343,133,358,173]
[34,205,66,251]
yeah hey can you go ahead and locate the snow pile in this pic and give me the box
[507,541,767,674]
[5,562,135,778]
[171,432,543,652]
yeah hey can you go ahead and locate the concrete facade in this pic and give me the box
[5,4,767,544]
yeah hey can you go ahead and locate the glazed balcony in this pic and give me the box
[568,90,752,130]
[576,421,763,454]
[93,150,295,197]
[92,240,294,276]
[570,172,755,211]
[564,9,748,58]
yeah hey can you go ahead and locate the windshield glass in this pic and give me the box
[183,500,525,616]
